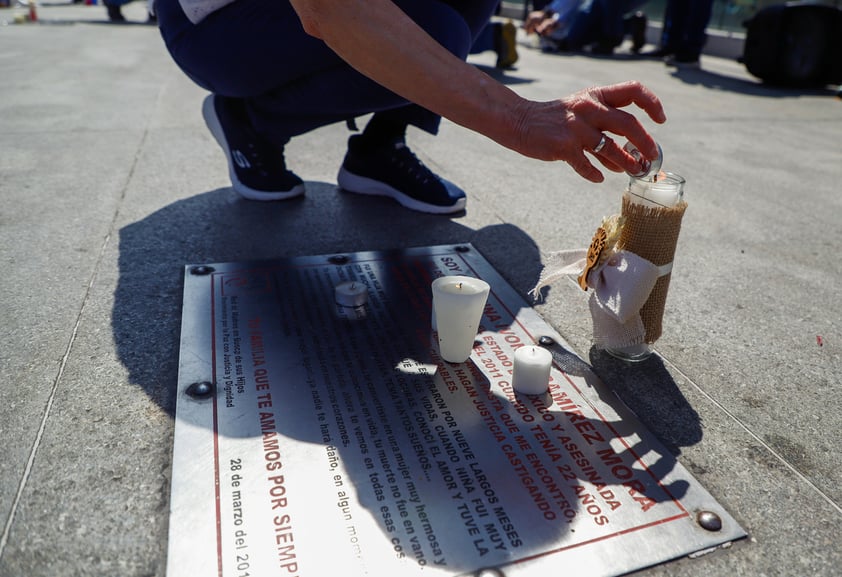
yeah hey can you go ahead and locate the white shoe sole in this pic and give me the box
[337,166,466,215]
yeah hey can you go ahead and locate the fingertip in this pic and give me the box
[576,167,603,183]
[647,105,666,124]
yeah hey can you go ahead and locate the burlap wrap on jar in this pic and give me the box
[618,194,688,343]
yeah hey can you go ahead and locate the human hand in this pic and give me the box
[535,17,560,37]
[523,11,548,34]
[511,81,666,182]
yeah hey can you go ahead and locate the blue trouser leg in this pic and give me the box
[660,0,713,58]
[679,0,714,58]
[157,0,499,149]
[470,22,496,54]
[596,0,646,43]
[565,0,598,48]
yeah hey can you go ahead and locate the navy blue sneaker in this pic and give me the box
[202,95,305,201]
[337,135,466,214]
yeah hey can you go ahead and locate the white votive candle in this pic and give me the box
[334,281,368,307]
[627,172,685,208]
[431,276,490,363]
[512,346,552,395]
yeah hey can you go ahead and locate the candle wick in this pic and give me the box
[350,282,356,289]
[456,282,463,290]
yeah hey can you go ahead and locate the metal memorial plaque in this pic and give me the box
[169,245,744,577]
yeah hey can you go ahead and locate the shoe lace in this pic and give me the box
[391,142,435,185]
[245,139,276,176]
[240,123,286,177]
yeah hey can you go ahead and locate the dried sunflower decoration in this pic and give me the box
[529,214,624,302]
[577,214,625,291]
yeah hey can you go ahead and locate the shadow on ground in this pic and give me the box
[112,179,702,452]
[536,48,840,98]
[113,182,545,415]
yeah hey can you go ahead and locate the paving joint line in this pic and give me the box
[0,112,156,561]
[663,357,842,516]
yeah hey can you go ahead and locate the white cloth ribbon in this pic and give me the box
[532,249,672,348]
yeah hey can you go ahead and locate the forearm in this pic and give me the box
[290,0,527,150]
[289,0,666,182]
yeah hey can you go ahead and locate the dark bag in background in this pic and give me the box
[740,2,842,86]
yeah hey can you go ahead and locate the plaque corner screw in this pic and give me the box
[190,265,215,276]
[538,335,556,347]
[328,255,350,265]
[186,381,214,399]
[454,245,471,253]
[696,510,722,532]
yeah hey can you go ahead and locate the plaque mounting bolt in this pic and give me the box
[696,510,722,532]
[538,336,556,347]
[190,265,215,276]
[186,381,214,399]
[455,245,471,252]
[328,255,349,265]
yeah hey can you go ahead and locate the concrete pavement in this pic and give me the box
[1,2,840,576]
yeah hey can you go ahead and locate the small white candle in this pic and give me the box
[431,276,490,363]
[512,346,552,395]
[334,281,368,307]
[627,172,685,208]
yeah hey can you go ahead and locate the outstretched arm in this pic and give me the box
[290,0,666,182]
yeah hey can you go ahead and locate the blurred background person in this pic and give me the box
[641,0,714,67]
[470,18,520,69]
[525,0,647,55]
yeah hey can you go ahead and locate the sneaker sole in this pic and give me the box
[337,167,467,215]
[201,95,305,202]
